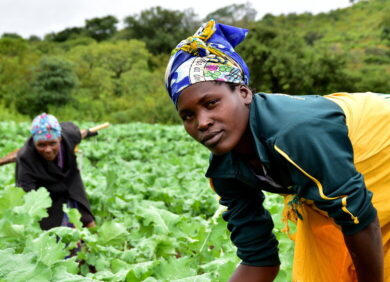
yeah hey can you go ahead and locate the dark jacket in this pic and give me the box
[206,93,376,267]
[15,122,94,230]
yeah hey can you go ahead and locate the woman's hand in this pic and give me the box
[86,221,96,228]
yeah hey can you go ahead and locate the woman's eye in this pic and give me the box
[205,99,219,108]
[181,113,194,121]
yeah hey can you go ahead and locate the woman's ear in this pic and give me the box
[238,85,253,105]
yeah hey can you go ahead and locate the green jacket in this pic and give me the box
[206,93,376,267]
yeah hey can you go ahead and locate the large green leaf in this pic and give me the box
[24,232,68,266]
[0,249,52,281]
[125,260,159,281]
[0,186,24,214]
[65,206,83,230]
[154,257,197,280]
[52,267,97,282]
[138,206,180,234]
[13,188,51,219]
[97,221,128,243]
[172,273,211,282]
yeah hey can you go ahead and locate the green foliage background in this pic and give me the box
[0,0,389,123]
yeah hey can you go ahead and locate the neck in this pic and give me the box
[233,127,257,158]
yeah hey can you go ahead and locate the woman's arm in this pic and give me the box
[209,178,280,279]
[343,215,384,282]
[230,265,279,282]
[15,158,37,192]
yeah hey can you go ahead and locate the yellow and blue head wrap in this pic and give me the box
[31,113,61,143]
[165,20,250,105]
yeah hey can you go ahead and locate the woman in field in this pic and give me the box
[165,20,390,281]
[15,113,95,230]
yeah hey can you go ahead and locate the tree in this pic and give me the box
[236,24,278,91]
[239,23,353,94]
[61,40,179,123]
[124,7,200,54]
[0,37,28,57]
[205,3,257,27]
[304,31,324,46]
[85,15,118,41]
[0,38,39,107]
[1,33,23,39]
[17,56,78,115]
[28,35,41,42]
[51,27,86,42]
[380,12,390,44]
[67,40,150,98]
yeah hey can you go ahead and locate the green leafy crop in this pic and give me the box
[0,122,294,281]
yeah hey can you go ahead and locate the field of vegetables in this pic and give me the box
[0,122,294,281]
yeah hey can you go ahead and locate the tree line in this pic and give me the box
[0,1,389,123]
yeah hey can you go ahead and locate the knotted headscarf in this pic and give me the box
[165,20,250,105]
[31,113,61,143]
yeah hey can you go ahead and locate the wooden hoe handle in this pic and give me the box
[89,122,110,133]
[0,148,20,166]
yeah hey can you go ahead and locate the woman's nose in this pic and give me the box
[197,113,213,131]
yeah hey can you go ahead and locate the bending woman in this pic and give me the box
[165,20,390,281]
[16,113,95,230]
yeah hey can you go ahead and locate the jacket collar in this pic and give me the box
[248,94,270,165]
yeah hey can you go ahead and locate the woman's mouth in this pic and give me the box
[201,131,223,147]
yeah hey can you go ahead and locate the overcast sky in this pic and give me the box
[0,0,352,38]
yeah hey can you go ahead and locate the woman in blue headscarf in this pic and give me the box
[16,113,96,230]
[165,20,390,281]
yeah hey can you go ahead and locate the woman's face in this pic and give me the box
[177,82,252,155]
[34,138,61,161]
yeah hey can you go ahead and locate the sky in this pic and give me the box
[0,0,352,38]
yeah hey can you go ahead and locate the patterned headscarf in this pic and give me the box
[165,20,250,105]
[31,113,61,143]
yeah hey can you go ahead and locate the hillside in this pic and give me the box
[0,0,388,123]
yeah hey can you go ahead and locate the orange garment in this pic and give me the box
[291,93,390,281]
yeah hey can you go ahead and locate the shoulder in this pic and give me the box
[17,138,37,163]
[250,93,346,142]
[61,122,80,134]
[60,122,81,146]
[16,139,41,179]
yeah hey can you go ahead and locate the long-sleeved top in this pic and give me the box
[206,92,388,266]
[16,122,94,230]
